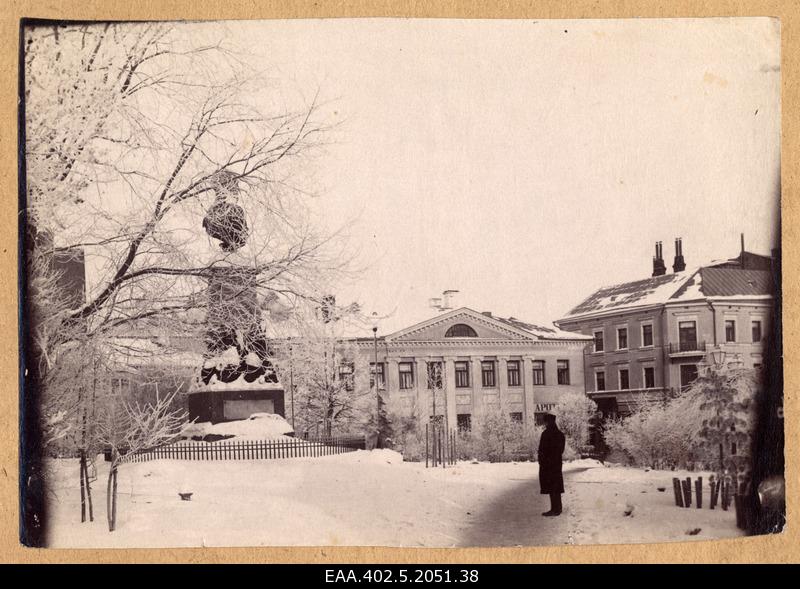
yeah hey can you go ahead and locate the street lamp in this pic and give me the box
[711,348,726,366]
[371,312,381,448]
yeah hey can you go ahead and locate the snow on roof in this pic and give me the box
[490,314,592,341]
[562,269,700,319]
[561,253,775,321]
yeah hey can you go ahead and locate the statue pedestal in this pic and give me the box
[187,379,285,424]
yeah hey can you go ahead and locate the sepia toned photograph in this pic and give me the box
[19,17,784,549]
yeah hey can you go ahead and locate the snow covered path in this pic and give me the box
[44,453,742,548]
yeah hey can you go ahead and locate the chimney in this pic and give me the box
[481,311,493,318]
[652,241,666,277]
[442,289,459,310]
[672,238,686,273]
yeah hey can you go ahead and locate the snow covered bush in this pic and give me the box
[384,395,427,461]
[603,392,706,469]
[457,404,542,463]
[603,366,760,472]
[552,391,598,457]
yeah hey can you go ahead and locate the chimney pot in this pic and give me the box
[672,237,686,273]
[652,241,667,277]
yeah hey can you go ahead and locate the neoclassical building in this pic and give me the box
[351,307,590,429]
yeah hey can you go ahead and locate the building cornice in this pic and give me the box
[354,338,588,349]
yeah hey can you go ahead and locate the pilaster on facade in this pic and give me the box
[522,356,536,422]
[443,356,457,430]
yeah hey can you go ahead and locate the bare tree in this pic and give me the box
[22,22,348,540]
[97,389,189,531]
[270,301,373,437]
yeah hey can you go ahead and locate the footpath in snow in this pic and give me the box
[44,452,743,548]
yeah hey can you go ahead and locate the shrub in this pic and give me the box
[456,404,543,462]
[602,392,706,469]
[552,391,598,456]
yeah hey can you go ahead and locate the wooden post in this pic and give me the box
[425,423,429,468]
[722,479,730,511]
[672,477,684,507]
[695,477,703,509]
[681,478,692,508]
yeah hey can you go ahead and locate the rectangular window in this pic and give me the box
[427,361,443,389]
[595,371,606,392]
[481,360,496,388]
[680,364,699,388]
[752,320,762,343]
[455,361,470,388]
[369,362,385,390]
[532,361,545,385]
[644,366,655,389]
[679,320,698,351]
[593,330,604,352]
[557,360,570,385]
[457,413,472,432]
[398,362,414,390]
[507,360,521,387]
[338,362,355,391]
[642,323,653,347]
[619,368,630,390]
[725,319,736,343]
[510,412,523,424]
[617,327,628,350]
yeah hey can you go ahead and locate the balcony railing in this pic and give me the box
[668,341,707,354]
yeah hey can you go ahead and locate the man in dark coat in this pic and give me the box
[538,413,566,516]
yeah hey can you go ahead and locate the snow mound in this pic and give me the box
[340,449,404,464]
[183,413,294,441]
[567,458,605,470]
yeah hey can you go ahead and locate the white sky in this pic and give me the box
[216,18,780,334]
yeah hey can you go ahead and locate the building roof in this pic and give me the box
[385,307,591,342]
[489,314,592,341]
[559,252,774,322]
[694,267,774,297]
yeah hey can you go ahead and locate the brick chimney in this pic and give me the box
[652,241,666,277]
[673,238,686,273]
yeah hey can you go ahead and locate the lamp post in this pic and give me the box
[371,312,381,449]
[289,343,295,431]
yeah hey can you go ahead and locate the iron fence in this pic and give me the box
[122,434,365,463]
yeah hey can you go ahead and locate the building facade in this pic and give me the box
[351,307,590,429]
[555,241,776,416]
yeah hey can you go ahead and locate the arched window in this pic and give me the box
[445,323,478,338]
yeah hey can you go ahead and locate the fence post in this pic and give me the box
[672,477,684,507]
[682,477,692,508]
[695,477,703,509]
[425,423,429,469]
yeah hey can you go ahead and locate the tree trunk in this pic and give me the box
[80,452,86,523]
[106,465,113,531]
[106,463,118,532]
[83,453,94,522]
[112,467,118,530]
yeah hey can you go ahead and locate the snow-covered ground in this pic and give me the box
[565,463,745,545]
[44,453,743,548]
